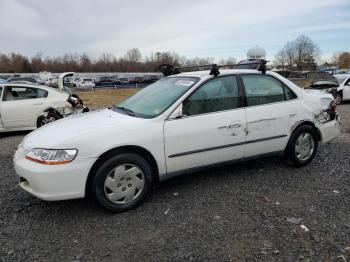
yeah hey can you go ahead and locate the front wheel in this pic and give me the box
[91,153,153,212]
[286,125,318,167]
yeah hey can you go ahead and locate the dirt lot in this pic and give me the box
[76,88,140,109]
[0,99,349,261]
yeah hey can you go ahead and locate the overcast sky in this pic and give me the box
[0,0,349,62]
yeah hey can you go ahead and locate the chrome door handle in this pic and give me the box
[218,123,242,129]
[228,124,242,129]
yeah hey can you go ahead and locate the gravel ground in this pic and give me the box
[0,103,349,262]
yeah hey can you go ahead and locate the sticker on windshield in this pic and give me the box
[175,80,194,86]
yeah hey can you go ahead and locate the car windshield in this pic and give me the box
[116,77,198,118]
[334,75,347,84]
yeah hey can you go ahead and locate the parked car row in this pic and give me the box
[1,74,162,89]
[94,75,160,87]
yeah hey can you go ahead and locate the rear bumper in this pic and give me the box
[316,116,341,143]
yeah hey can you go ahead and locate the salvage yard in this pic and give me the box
[0,99,349,261]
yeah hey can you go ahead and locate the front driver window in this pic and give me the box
[4,87,48,101]
[183,76,239,116]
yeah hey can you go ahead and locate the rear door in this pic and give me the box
[1,86,48,128]
[240,74,302,157]
[164,75,247,173]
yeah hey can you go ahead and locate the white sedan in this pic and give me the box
[334,74,350,104]
[14,65,340,212]
[0,72,87,132]
[0,83,73,132]
[72,77,95,89]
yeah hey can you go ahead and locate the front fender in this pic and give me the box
[337,86,344,92]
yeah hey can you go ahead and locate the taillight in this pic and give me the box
[331,101,337,113]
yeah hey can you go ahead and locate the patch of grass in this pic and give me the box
[76,88,140,110]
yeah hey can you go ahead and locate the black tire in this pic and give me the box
[335,92,342,105]
[286,125,318,167]
[36,112,62,128]
[90,153,153,212]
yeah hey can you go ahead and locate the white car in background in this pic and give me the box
[0,73,88,132]
[72,77,95,89]
[14,61,340,212]
[45,77,59,88]
[334,74,350,104]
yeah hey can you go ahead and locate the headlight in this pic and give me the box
[25,149,78,165]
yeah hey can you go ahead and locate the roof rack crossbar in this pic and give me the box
[159,59,267,76]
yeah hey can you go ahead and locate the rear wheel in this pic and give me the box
[91,153,153,212]
[335,92,342,105]
[286,125,318,167]
[37,112,62,128]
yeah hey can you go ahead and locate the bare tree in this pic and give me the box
[125,48,142,63]
[284,41,295,70]
[274,35,320,71]
[274,49,288,70]
[292,35,320,71]
[218,57,237,65]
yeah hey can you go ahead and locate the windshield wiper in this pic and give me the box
[115,106,135,116]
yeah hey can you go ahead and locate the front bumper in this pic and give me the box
[13,149,96,201]
[316,116,341,143]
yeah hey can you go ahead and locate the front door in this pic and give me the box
[164,75,247,173]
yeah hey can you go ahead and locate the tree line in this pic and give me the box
[0,34,349,73]
[0,48,236,73]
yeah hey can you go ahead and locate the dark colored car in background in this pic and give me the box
[94,76,117,87]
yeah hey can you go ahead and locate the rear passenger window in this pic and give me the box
[241,75,296,106]
[4,87,48,101]
[283,85,297,100]
[183,76,239,116]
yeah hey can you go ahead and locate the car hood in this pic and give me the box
[21,109,144,149]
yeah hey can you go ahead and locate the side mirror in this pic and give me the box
[169,103,183,119]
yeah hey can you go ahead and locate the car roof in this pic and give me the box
[1,83,65,93]
[169,69,261,78]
